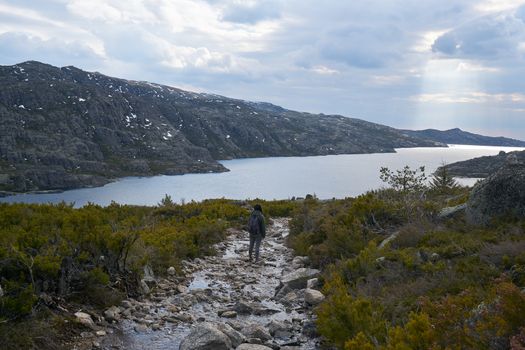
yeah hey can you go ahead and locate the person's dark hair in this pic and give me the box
[254,204,262,212]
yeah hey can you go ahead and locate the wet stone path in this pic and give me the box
[98,218,322,350]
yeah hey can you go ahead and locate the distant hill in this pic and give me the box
[443,150,525,178]
[402,128,525,147]
[0,61,442,193]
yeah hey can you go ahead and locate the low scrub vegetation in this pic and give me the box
[0,197,298,349]
[288,166,525,349]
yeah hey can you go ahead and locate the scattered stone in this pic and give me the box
[241,324,271,342]
[177,285,189,294]
[104,306,121,322]
[306,278,319,289]
[236,344,273,350]
[216,323,246,348]
[95,330,106,337]
[74,312,97,330]
[304,288,325,305]
[167,266,176,276]
[302,321,318,337]
[281,268,320,290]
[220,310,237,318]
[121,300,133,309]
[430,253,440,262]
[179,323,232,350]
[92,341,101,348]
[134,324,148,333]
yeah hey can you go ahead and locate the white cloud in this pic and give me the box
[412,92,525,104]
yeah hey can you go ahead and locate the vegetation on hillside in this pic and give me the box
[288,166,525,349]
[0,197,297,349]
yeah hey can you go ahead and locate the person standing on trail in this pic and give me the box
[248,204,266,263]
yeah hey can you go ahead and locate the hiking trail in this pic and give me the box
[94,218,322,350]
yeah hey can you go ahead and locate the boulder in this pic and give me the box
[281,268,320,290]
[267,320,291,336]
[466,163,525,225]
[240,324,272,342]
[167,266,176,276]
[74,311,97,330]
[216,323,246,348]
[220,310,237,318]
[179,323,232,350]
[236,345,273,350]
[304,288,325,305]
[104,306,121,322]
[306,278,319,289]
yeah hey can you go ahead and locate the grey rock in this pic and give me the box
[220,310,237,318]
[281,268,320,290]
[236,345,273,350]
[306,278,319,289]
[240,324,272,342]
[74,311,97,330]
[103,306,121,322]
[179,323,232,350]
[304,288,325,305]
[167,266,176,276]
[466,163,525,225]
[216,323,246,348]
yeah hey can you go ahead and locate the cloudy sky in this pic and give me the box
[1,0,525,138]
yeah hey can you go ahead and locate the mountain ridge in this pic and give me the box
[0,60,446,193]
[402,128,525,147]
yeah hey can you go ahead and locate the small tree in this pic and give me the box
[159,194,175,207]
[430,162,458,193]
[379,165,427,192]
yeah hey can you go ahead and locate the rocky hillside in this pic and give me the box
[402,128,525,147]
[0,61,442,193]
[443,150,525,178]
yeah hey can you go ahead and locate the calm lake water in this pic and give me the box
[1,145,523,207]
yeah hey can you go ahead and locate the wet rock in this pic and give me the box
[281,268,320,290]
[267,320,291,336]
[121,300,133,309]
[302,321,318,337]
[236,345,273,350]
[306,278,319,289]
[220,310,237,318]
[177,285,189,294]
[74,312,97,330]
[304,288,325,305]
[241,324,271,342]
[179,323,232,350]
[216,323,246,348]
[104,306,121,322]
[134,324,148,333]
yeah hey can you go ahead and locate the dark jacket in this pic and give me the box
[249,210,266,237]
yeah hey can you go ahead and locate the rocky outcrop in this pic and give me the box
[179,323,233,350]
[443,150,525,178]
[0,61,443,193]
[466,162,525,225]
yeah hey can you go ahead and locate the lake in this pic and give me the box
[1,145,523,207]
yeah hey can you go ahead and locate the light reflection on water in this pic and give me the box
[1,145,522,207]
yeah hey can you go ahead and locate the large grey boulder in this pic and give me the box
[74,311,97,330]
[466,163,525,225]
[281,268,320,290]
[304,288,325,305]
[179,323,232,350]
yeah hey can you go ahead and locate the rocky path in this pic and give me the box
[95,218,323,350]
